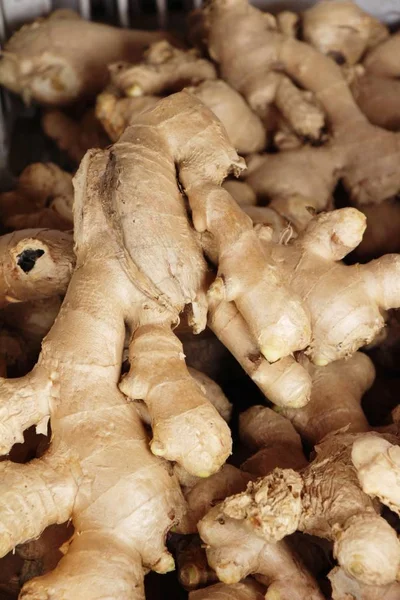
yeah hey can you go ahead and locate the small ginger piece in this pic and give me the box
[42,108,110,164]
[302,1,389,66]
[0,10,176,105]
[0,162,73,230]
[176,535,218,591]
[189,579,265,600]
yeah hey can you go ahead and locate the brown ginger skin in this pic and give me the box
[0,10,176,105]
[0,162,73,231]
[96,41,266,154]
[0,93,247,600]
[42,108,110,164]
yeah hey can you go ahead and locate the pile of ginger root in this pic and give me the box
[2,1,400,599]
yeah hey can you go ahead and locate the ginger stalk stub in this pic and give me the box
[200,431,400,587]
[0,10,176,105]
[0,229,74,308]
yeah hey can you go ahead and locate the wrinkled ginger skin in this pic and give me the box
[0,93,256,600]
[187,411,323,600]
[203,0,400,207]
[329,566,400,600]
[200,432,400,587]
[302,1,389,66]
[98,41,266,154]
[0,229,74,307]
[255,208,400,366]
[0,11,175,105]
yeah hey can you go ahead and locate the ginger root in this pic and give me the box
[201,0,400,208]
[96,40,266,154]
[42,108,110,164]
[0,162,73,231]
[200,431,400,587]
[0,10,176,105]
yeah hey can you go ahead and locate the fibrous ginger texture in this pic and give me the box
[202,0,400,207]
[200,431,400,587]
[182,411,322,599]
[0,10,175,105]
[329,566,400,600]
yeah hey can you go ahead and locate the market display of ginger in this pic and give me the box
[1,1,400,599]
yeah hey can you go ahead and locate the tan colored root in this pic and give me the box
[42,108,110,164]
[302,1,388,65]
[133,366,232,427]
[364,32,400,78]
[189,80,266,154]
[176,535,218,590]
[207,297,312,408]
[97,41,266,154]
[239,405,308,475]
[0,163,73,231]
[280,352,374,446]
[203,0,400,206]
[108,40,217,97]
[352,434,400,517]
[0,229,74,308]
[95,93,158,141]
[222,181,257,207]
[200,431,400,587]
[329,566,400,600]
[189,579,265,600]
[0,10,176,105]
